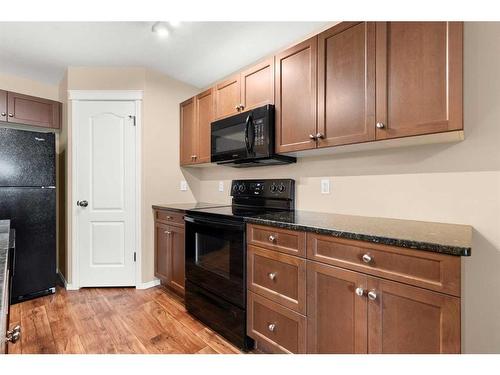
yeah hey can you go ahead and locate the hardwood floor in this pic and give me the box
[7,285,242,354]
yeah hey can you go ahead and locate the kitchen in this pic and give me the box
[0,0,499,371]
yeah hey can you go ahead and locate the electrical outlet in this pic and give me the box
[321,179,330,194]
[180,180,188,191]
[218,181,224,192]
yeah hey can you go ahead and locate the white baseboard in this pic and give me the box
[57,270,80,291]
[136,278,161,290]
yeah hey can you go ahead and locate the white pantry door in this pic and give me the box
[75,101,136,287]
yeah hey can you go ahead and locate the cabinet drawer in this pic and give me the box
[247,224,306,257]
[248,245,306,314]
[154,210,185,226]
[247,292,306,354]
[307,233,460,296]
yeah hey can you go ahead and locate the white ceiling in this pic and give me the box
[0,22,330,88]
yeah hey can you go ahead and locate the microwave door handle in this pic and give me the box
[244,114,251,153]
[244,114,255,154]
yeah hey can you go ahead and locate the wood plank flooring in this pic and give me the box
[7,285,241,354]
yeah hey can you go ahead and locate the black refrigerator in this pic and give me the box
[0,127,56,303]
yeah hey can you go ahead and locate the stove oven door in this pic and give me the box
[185,215,245,308]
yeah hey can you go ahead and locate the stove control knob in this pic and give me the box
[278,184,286,193]
[232,184,239,192]
[270,184,277,193]
[238,184,246,192]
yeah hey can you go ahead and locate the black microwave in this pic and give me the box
[210,104,296,167]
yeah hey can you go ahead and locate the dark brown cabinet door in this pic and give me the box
[275,37,318,153]
[240,58,274,112]
[375,22,463,139]
[214,75,240,120]
[154,222,170,282]
[7,92,61,129]
[307,261,368,354]
[367,277,461,353]
[0,90,7,123]
[180,97,197,166]
[318,22,376,147]
[168,224,185,295]
[195,88,214,164]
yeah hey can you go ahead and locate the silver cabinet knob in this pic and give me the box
[315,132,325,139]
[77,200,88,207]
[309,134,317,140]
[1,112,6,117]
[164,230,171,235]
[368,290,377,301]
[362,254,373,264]
[6,325,21,343]
[268,272,277,281]
[235,105,241,111]
[355,287,365,297]
[268,235,276,242]
[239,104,244,111]
[8,113,14,117]
[166,216,172,220]
[376,122,385,129]
[268,323,276,332]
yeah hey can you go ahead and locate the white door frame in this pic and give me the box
[69,90,143,290]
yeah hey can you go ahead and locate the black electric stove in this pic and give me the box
[184,179,295,350]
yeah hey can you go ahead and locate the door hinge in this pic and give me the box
[133,252,137,262]
[129,115,136,126]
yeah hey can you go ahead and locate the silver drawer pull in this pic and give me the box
[268,323,276,332]
[268,272,277,281]
[166,216,173,220]
[362,253,372,264]
[268,235,276,242]
[368,290,377,301]
[355,287,364,297]
[164,231,171,235]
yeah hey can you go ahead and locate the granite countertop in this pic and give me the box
[246,211,472,256]
[0,220,11,345]
[152,202,227,213]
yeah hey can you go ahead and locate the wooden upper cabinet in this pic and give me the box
[275,37,318,153]
[180,97,197,166]
[214,75,241,120]
[367,277,460,353]
[240,58,275,112]
[318,22,376,147]
[307,261,368,354]
[195,88,214,164]
[6,92,61,129]
[375,22,463,139]
[0,90,6,122]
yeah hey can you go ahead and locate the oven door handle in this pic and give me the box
[185,216,245,231]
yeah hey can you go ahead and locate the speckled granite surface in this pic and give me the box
[246,211,472,256]
[152,202,227,213]
[0,220,11,343]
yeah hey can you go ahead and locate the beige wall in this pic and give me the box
[182,22,500,353]
[61,67,198,284]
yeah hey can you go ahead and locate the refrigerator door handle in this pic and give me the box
[34,137,46,142]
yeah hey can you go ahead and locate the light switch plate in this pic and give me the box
[218,181,224,192]
[321,179,330,194]
[180,180,188,191]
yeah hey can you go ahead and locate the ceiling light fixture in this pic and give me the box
[152,22,169,38]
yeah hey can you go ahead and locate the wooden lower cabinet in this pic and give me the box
[248,291,307,354]
[307,261,368,354]
[307,261,460,354]
[367,277,460,354]
[154,210,185,296]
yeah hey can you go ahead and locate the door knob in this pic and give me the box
[376,122,385,129]
[77,200,88,207]
[368,290,378,301]
[362,254,373,264]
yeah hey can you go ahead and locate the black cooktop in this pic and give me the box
[185,205,291,222]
